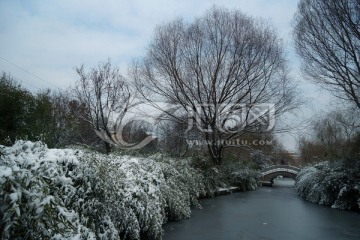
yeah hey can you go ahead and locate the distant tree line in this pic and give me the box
[298,109,360,164]
[0,72,101,149]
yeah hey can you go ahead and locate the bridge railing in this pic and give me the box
[261,165,301,173]
[260,165,301,177]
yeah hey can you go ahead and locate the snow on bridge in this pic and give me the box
[260,165,301,186]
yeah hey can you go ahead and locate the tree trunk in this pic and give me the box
[104,141,111,155]
[207,144,223,165]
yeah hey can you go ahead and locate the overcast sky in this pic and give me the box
[0,0,335,152]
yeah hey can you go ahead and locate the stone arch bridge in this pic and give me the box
[260,165,301,186]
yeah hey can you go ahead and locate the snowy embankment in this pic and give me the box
[0,141,258,240]
[295,161,360,211]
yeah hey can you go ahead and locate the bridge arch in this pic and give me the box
[260,165,301,186]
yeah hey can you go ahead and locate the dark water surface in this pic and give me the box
[163,182,360,240]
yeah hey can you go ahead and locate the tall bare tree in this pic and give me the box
[74,59,131,154]
[294,0,360,109]
[133,7,298,164]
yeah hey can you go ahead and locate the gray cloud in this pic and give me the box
[0,0,298,88]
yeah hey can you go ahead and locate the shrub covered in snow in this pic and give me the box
[295,160,360,211]
[153,154,206,220]
[0,141,86,239]
[0,141,259,239]
[196,160,260,195]
[0,141,107,239]
[250,150,274,169]
[221,163,260,191]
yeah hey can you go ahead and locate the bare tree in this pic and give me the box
[298,137,326,164]
[294,0,360,109]
[74,59,131,154]
[298,109,360,163]
[133,7,298,164]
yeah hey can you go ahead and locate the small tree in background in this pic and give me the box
[74,59,132,154]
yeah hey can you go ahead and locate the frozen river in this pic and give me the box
[163,179,360,240]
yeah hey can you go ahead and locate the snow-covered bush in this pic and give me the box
[296,160,360,211]
[200,167,224,196]
[219,163,260,191]
[0,141,212,239]
[154,155,205,220]
[0,141,86,239]
[189,155,221,196]
[0,141,261,239]
[195,160,260,195]
[250,150,273,169]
